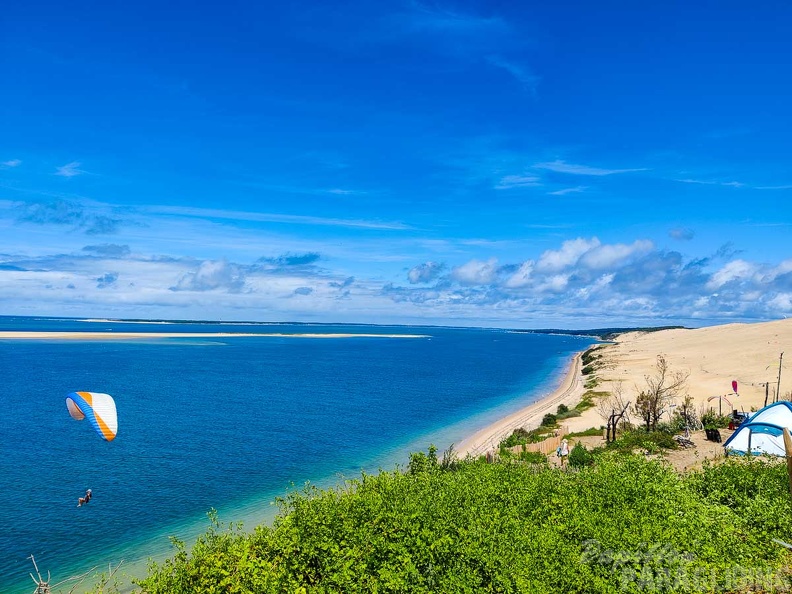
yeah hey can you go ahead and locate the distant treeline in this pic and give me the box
[513,326,686,340]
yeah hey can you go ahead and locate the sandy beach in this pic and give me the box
[456,317,792,458]
[455,352,585,458]
[0,331,428,340]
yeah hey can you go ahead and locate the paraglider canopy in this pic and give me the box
[66,392,118,441]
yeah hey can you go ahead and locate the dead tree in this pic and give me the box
[634,355,689,432]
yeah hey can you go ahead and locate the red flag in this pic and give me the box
[732,380,738,394]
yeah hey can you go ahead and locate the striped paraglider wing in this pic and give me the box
[65,392,118,441]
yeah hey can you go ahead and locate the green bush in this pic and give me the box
[609,430,678,453]
[569,443,595,468]
[557,403,569,414]
[541,413,557,427]
[132,453,792,594]
[567,426,604,438]
[701,409,732,429]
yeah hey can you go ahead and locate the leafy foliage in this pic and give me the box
[131,452,792,594]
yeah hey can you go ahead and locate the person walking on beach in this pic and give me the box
[559,439,569,468]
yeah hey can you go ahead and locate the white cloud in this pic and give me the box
[452,258,498,286]
[675,178,745,188]
[548,186,586,196]
[579,240,653,270]
[1,159,21,168]
[408,261,443,284]
[145,205,412,230]
[494,174,541,190]
[536,237,600,272]
[707,259,757,289]
[172,260,246,292]
[504,260,534,288]
[55,161,85,177]
[534,160,647,176]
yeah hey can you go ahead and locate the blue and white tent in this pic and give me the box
[723,401,792,456]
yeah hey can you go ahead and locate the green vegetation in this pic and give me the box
[126,451,792,594]
[567,426,604,438]
[701,409,733,429]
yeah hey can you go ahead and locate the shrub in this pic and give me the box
[557,403,569,414]
[700,409,732,429]
[134,454,792,594]
[541,413,557,427]
[569,443,595,468]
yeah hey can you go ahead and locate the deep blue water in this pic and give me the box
[0,317,594,592]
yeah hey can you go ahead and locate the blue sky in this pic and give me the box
[2,0,791,328]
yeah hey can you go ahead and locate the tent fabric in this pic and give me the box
[723,402,792,457]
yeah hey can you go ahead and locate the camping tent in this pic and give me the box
[723,401,792,456]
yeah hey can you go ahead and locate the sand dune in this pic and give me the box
[459,318,792,457]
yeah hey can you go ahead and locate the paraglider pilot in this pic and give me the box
[78,489,92,507]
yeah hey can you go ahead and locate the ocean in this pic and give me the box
[0,317,594,593]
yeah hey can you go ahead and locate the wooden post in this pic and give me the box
[783,428,792,501]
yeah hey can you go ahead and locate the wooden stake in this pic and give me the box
[783,428,792,501]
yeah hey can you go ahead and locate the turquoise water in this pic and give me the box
[0,317,594,592]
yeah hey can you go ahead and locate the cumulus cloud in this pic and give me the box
[171,260,246,292]
[536,238,600,273]
[578,240,653,270]
[452,258,499,286]
[408,261,444,284]
[392,237,792,322]
[707,259,757,290]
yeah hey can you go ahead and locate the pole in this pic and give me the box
[765,382,769,408]
[783,428,792,501]
[778,352,785,402]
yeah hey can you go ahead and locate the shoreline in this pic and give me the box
[455,351,585,458]
[0,331,428,340]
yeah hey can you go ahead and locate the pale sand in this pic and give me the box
[563,317,792,434]
[456,317,792,458]
[0,331,428,340]
[455,352,585,458]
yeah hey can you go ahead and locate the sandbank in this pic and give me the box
[0,331,428,340]
[455,352,585,458]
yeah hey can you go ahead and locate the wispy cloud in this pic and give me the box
[534,160,648,176]
[1,159,21,168]
[494,174,541,190]
[16,199,122,234]
[487,56,540,94]
[755,185,792,190]
[548,186,586,196]
[402,2,509,39]
[55,161,85,177]
[675,178,745,188]
[146,205,412,230]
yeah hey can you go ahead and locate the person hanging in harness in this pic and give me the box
[78,489,92,507]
